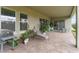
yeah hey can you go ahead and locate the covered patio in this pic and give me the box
[0,6,79,53]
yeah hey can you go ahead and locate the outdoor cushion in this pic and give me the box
[32,28,48,39]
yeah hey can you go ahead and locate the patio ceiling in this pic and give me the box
[28,6,74,18]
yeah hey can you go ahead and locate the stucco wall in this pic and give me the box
[65,18,72,32]
[0,6,72,34]
[1,6,50,35]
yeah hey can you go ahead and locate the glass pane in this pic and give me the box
[1,21,15,31]
[20,13,27,19]
[20,13,27,30]
[0,8,16,31]
[20,22,27,30]
[1,8,15,17]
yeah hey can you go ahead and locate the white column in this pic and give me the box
[15,11,20,38]
[57,22,59,31]
[0,7,1,30]
[65,18,71,32]
[76,6,79,48]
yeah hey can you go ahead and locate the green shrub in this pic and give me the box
[72,24,76,29]
[40,23,49,33]
[7,39,18,47]
[21,30,34,40]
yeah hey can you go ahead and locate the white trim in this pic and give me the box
[65,18,71,32]
[76,6,79,48]
[0,6,1,30]
[15,11,20,38]
[1,7,17,12]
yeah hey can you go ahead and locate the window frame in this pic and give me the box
[20,13,28,31]
[0,7,16,31]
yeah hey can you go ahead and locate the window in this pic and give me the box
[40,18,48,25]
[0,8,16,31]
[20,13,27,30]
[54,20,65,30]
[39,18,49,32]
[1,8,15,17]
[50,19,53,27]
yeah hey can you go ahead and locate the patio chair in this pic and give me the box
[33,28,48,39]
[0,29,15,52]
[36,32,48,39]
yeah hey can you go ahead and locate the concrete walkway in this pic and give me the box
[1,32,79,53]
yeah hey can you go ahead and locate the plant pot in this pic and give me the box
[24,38,29,45]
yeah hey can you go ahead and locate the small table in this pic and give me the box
[0,29,15,52]
[0,36,15,52]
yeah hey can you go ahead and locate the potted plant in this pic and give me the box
[7,38,19,48]
[40,23,49,33]
[21,30,33,45]
[21,31,29,44]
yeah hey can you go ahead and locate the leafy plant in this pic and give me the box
[50,21,53,28]
[7,39,18,47]
[22,31,29,39]
[72,24,76,30]
[40,22,49,33]
[21,30,34,40]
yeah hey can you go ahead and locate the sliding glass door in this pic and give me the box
[54,20,65,31]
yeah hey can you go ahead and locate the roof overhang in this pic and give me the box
[28,6,74,19]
